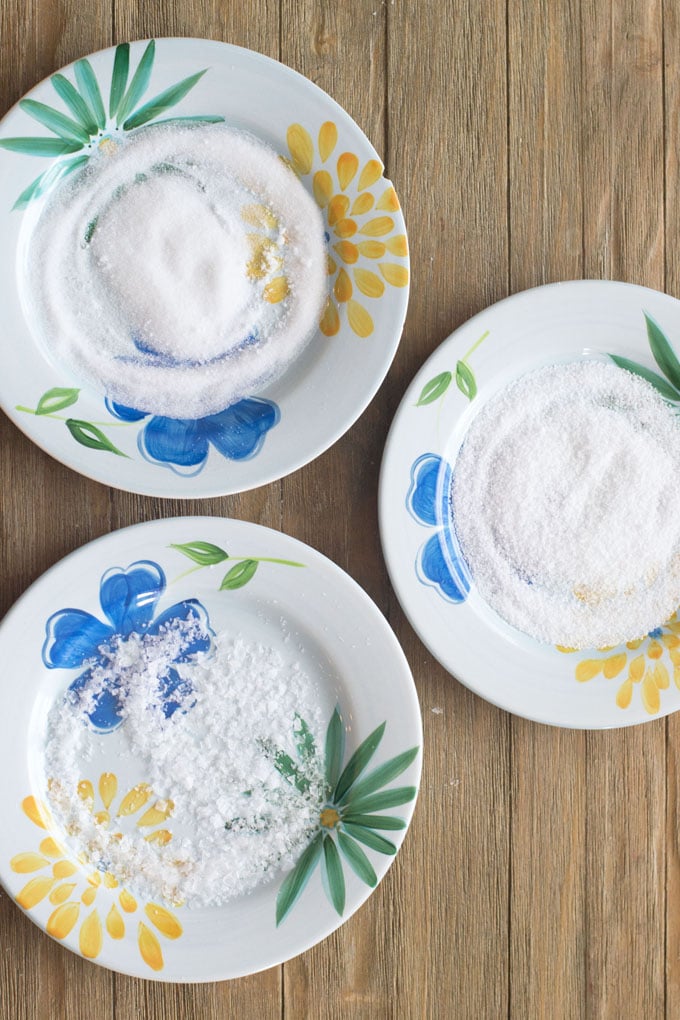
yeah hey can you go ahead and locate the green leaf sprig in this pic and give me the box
[415,329,489,406]
[609,312,680,402]
[170,541,304,591]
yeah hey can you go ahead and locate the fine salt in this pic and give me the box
[451,360,680,649]
[21,122,327,419]
[43,622,326,908]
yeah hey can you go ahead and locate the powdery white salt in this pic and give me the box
[44,625,326,908]
[451,360,680,649]
[21,121,327,419]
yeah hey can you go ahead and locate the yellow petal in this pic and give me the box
[119,889,137,913]
[145,829,172,846]
[80,909,103,959]
[11,852,49,874]
[333,240,359,265]
[337,152,359,190]
[263,276,289,304]
[675,664,680,690]
[641,671,661,714]
[327,254,337,275]
[53,860,78,879]
[663,633,680,649]
[313,169,333,207]
[87,871,101,887]
[106,904,125,939]
[49,882,76,905]
[379,262,409,287]
[353,268,385,298]
[328,194,350,226]
[320,299,340,337]
[81,886,97,906]
[556,645,577,654]
[17,876,56,909]
[138,922,164,972]
[103,872,119,888]
[94,810,110,828]
[334,268,353,302]
[117,783,152,817]
[351,193,374,215]
[78,780,94,807]
[347,299,374,338]
[626,638,644,650]
[318,121,337,162]
[629,654,645,682]
[360,216,394,237]
[386,234,409,257]
[616,678,633,709]
[358,158,382,190]
[654,662,670,689]
[648,640,663,660]
[602,653,627,680]
[39,837,65,858]
[575,659,601,683]
[22,796,49,829]
[287,123,314,175]
[138,801,175,828]
[357,240,385,259]
[334,218,357,239]
[247,238,281,280]
[240,202,277,230]
[99,772,117,810]
[46,901,80,940]
[376,186,400,211]
[145,903,183,939]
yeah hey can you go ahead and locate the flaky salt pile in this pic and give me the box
[21,121,327,418]
[451,360,680,649]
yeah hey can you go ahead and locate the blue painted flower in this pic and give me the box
[406,453,470,603]
[42,560,212,733]
[106,397,280,476]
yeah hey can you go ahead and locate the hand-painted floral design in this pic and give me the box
[286,120,408,338]
[11,777,182,971]
[406,453,470,604]
[558,613,680,715]
[42,560,211,733]
[106,397,280,475]
[240,201,290,306]
[275,708,418,925]
[0,39,222,209]
[170,539,304,590]
[415,330,490,406]
[609,311,680,403]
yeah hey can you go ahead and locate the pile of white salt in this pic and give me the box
[451,360,680,649]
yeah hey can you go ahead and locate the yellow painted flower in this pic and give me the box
[286,120,408,338]
[11,772,183,972]
[558,614,680,715]
[240,202,289,305]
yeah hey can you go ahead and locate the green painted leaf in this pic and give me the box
[322,835,345,915]
[35,387,80,415]
[609,354,680,401]
[416,371,451,406]
[276,832,323,925]
[340,747,419,806]
[219,558,258,590]
[261,741,310,794]
[644,312,680,391]
[294,714,316,761]
[345,786,418,814]
[0,136,82,156]
[73,59,106,130]
[455,360,477,400]
[170,541,228,566]
[337,831,377,886]
[150,115,225,126]
[122,70,207,131]
[109,43,130,119]
[325,708,345,792]
[51,74,97,133]
[116,40,156,127]
[12,154,89,209]
[342,822,397,856]
[65,419,127,456]
[19,99,90,143]
[342,813,406,831]
[333,722,385,803]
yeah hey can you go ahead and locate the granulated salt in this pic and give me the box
[451,360,680,649]
[21,121,327,419]
[43,621,326,907]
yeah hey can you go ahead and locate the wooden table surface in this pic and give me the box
[0,1,677,1017]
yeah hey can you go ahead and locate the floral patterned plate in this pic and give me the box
[0,517,421,980]
[0,39,409,496]
[380,280,680,729]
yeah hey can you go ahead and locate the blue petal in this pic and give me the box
[157,667,195,718]
[43,609,114,669]
[67,667,125,733]
[147,599,213,660]
[418,532,470,603]
[407,454,451,526]
[202,398,280,461]
[140,416,209,468]
[99,561,166,635]
[105,397,148,422]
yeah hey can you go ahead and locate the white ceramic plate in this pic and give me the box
[0,517,421,980]
[0,39,409,496]
[380,280,680,729]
